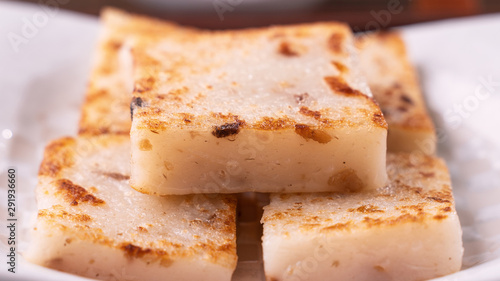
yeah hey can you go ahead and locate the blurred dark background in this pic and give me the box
[14,0,500,30]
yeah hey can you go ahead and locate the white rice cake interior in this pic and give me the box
[25,135,237,281]
[129,22,388,195]
[356,32,436,154]
[262,153,463,281]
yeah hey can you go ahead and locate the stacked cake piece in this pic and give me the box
[128,19,388,195]
[356,32,437,154]
[26,136,237,281]
[25,10,237,281]
[261,32,461,281]
[25,8,462,281]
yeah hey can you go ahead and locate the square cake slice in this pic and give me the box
[261,153,463,281]
[25,135,237,281]
[356,32,436,154]
[129,22,388,195]
[78,8,197,136]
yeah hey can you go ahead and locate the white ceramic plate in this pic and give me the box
[1,1,499,280]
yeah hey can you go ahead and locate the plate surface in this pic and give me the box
[1,1,500,280]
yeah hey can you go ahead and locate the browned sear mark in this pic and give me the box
[107,40,122,51]
[324,76,364,96]
[363,213,425,227]
[400,94,414,105]
[38,138,76,177]
[38,209,92,222]
[55,179,105,206]
[101,172,130,181]
[419,172,435,178]
[255,116,294,130]
[137,226,148,233]
[321,221,351,232]
[426,196,451,203]
[299,106,321,120]
[441,206,452,212]
[328,32,345,53]
[348,205,384,213]
[179,113,194,124]
[332,61,348,73]
[278,41,300,56]
[212,120,245,138]
[372,112,386,128]
[374,265,385,272]
[120,243,153,259]
[433,214,448,220]
[134,77,155,93]
[295,124,332,144]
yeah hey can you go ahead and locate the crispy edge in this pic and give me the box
[37,135,238,268]
[356,31,435,133]
[38,137,76,178]
[263,153,455,233]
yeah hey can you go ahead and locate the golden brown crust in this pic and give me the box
[79,11,387,139]
[324,76,365,96]
[323,76,388,129]
[78,87,132,136]
[38,206,93,223]
[133,107,387,131]
[263,153,456,233]
[331,61,348,74]
[298,106,322,120]
[356,31,435,133]
[38,138,76,177]
[78,20,132,136]
[328,32,346,54]
[277,41,302,57]
[37,199,237,266]
[78,8,200,136]
[55,179,105,206]
[129,20,386,136]
[36,135,237,268]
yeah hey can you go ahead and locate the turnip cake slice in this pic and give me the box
[357,32,436,154]
[262,153,463,281]
[79,8,197,136]
[25,135,237,281]
[130,23,388,195]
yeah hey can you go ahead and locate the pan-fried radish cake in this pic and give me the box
[25,135,237,281]
[261,153,462,281]
[79,8,198,136]
[129,22,388,195]
[356,32,436,154]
